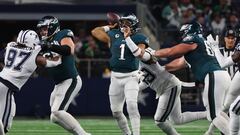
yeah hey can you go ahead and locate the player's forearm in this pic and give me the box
[36,55,61,68]
[165,57,187,71]
[91,27,109,44]
[125,37,151,61]
[49,45,71,56]
[154,48,183,58]
[154,43,195,58]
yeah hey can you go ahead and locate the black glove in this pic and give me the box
[40,41,71,56]
[40,41,55,52]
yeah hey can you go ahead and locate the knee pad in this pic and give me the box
[155,120,164,127]
[112,111,123,119]
[50,111,62,123]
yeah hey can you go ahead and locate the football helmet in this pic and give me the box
[37,15,60,40]
[16,30,40,48]
[119,14,140,34]
[180,21,203,38]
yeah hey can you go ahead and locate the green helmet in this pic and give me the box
[119,14,140,34]
[37,15,60,40]
[180,21,203,39]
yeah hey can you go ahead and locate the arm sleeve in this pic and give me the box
[125,36,151,61]
[49,45,71,56]
[214,48,235,68]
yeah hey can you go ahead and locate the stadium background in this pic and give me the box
[0,0,239,133]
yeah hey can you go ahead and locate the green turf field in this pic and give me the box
[8,117,220,135]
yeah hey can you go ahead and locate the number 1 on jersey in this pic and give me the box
[119,44,126,60]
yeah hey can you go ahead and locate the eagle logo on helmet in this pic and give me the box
[37,15,60,40]
[180,21,203,39]
[119,14,140,34]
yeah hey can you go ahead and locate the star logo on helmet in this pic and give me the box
[183,35,193,41]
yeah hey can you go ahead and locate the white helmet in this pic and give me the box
[17,30,40,48]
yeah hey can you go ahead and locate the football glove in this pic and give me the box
[206,34,219,50]
[144,47,158,64]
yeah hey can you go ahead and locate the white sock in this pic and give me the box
[171,111,207,124]
[0,122,5,135]
[127,101,140,135]
[50,110,89,135]
[230,110,240,135]
[112,112,131,135]
[212,112,230,135]
[204,123,215,135]
[155,120,180,135]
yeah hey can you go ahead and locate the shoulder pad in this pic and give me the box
[59,29,74,38]
[132,33,149,46]
[7,42,17,47]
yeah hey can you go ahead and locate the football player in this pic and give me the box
[37,16,91,135]
[205,34,240,135]
[91,14,152,135]
[0,30,61,135]
[229,95,240,135]
[150,21,231,134]
[137,55,206,135]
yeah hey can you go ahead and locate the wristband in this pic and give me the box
[102,26,110,32]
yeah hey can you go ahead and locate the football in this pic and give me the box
[107,12,120,24]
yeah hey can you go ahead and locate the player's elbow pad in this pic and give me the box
[50,45,71,56]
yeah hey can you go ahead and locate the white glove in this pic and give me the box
[206,34,219,50]
[145,47,158,62]
[45,57,62,67]
[145,47,156,55]
[136,70,145,82]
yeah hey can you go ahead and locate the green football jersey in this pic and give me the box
[182,34,222,82]
[46,29,78,83]
[108,29,149,73]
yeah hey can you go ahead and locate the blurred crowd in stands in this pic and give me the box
[149,0,240,42]
[1,0,240,78]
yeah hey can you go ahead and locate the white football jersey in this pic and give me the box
[139,62,181,96]
[0,42,41,90]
